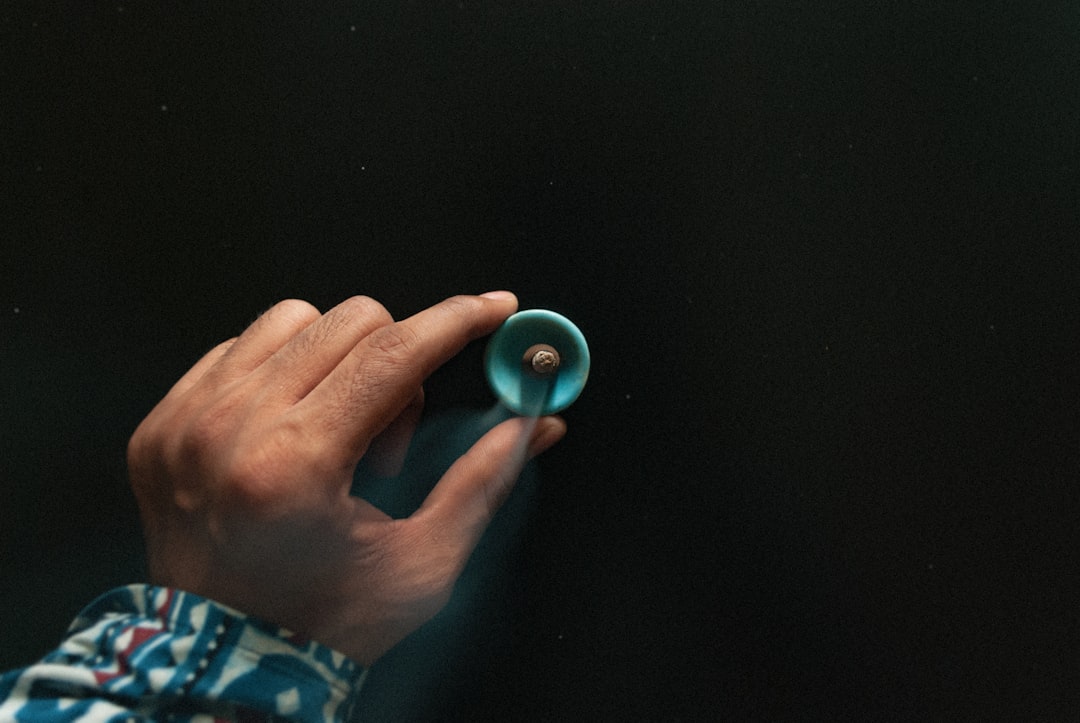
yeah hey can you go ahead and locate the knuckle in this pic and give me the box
[186,406,228,452]
[221,453,278,508]
[265,298,321,328]
[219,421,307,508]
[339,295,393,326]
[176,398,238,469]
[214,337,240,354]
[126,421,157,482]
[443,295,483,323]
[126,421,149,466]
[313,297,394,349]
[366,323,422,362]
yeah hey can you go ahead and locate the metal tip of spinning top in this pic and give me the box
[523,344,561,375]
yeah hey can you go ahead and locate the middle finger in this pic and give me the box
[255,295,395,402]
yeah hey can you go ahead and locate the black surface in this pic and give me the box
[3,1,1080,719]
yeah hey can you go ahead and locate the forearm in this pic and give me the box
[0,585,365,722]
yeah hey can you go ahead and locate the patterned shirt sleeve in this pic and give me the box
[0,585,366,722]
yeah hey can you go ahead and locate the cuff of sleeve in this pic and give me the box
[70,584,366,722]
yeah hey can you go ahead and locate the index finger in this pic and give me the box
[300,291,518,463]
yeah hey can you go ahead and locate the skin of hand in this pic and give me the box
[126,292,566,666]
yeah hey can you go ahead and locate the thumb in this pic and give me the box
[416,415,566,555]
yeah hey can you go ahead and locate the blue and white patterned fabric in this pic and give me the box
[0,585,365,722]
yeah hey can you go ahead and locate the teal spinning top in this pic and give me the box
[484,309,590,416]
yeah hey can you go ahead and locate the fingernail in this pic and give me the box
[527,417,566,458]
[480,290,516,301]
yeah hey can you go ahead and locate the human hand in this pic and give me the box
[126,293,566,666]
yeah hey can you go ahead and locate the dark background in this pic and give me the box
[3,1,1079,719]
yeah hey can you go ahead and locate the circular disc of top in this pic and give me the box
[485,309,590,416]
